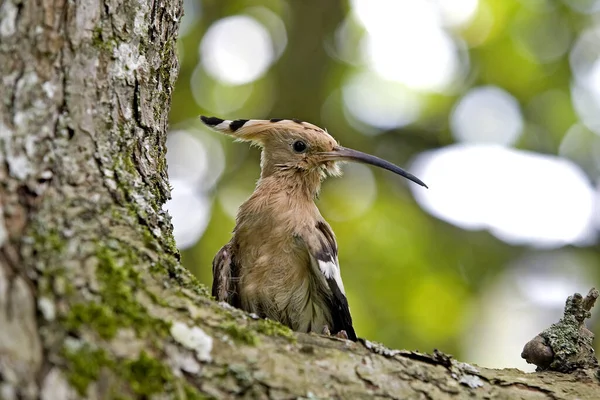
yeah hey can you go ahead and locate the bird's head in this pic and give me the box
[200,116,427,188]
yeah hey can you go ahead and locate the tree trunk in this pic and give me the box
[0,0,598,398]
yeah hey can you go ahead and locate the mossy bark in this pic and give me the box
[0,0,599,399]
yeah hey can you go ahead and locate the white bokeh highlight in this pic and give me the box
[179,0,202,37]
[570,26,600,135]
[562,0,600,14]
[570,27,600,90]
[165,129,225,249]
[451,86,524,145]
[247,6,288,59]
[559,123,600,177]
[410,144,597,247]
[200,15,274,85]
[342,72,422,130]
[433,0,478,27]
[511,9,571,64]
[516,252,596,308]
[571,82,600,136]
[320,163,377,221]
[351,0,465,93]
[596,182,600,230]
[167,179,212,250]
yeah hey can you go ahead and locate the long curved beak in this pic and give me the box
[319,146,428,188]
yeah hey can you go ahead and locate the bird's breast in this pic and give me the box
[234,226,331,332]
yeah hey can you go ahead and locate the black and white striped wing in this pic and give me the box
[212,242,241,308]
[306,221,357,341]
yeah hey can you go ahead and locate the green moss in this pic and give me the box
[29,226,73,297]
[121,150,138,176]
[95,246,171,337]
[152,258,211,299]
[64,345,210,398]
[222,322,259,346]
[64,344,114,396]
[65,303,119,339]
[46,229,65,252]
[184,384,213,400]
[160,223,180,256]
[123,351,172,396]
[61,246,171,341]
[180,274,211,298]
[141,226,157,249]
[31,227,66,255]
[144,287,170,307]
[255,319,296,342]
[92,27,115,53]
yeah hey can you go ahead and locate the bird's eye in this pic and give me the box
[293,140,307,153]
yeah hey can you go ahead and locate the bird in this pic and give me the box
[201,116,427,341]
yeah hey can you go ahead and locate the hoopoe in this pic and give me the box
[201,116,427,340]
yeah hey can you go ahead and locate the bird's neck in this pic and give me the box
[235,169,323,241]
[257,168,323,201]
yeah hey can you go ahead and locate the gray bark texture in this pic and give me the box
[1,0,599,398]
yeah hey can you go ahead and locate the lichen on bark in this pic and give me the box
[522,288,599,372]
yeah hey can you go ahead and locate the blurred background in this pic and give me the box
[165,0,600,371]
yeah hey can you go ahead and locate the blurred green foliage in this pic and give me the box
[169,0,600,363]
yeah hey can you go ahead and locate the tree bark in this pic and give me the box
[0,0,599,398]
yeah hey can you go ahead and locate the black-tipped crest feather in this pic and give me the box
[230,119,249,131]
[201,116,224,126]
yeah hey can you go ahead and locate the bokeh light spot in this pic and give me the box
[571,82,600,136]
[167,129,225,190]
[352,0,465,92]
[512,8,572,63]
[570,27,600,90]
[433,0,479,28]
[559,123,600,178]
[165,129,225,249]
[570,26,600,135]
[562,0,600,14]
[411,144,596,247]
[342,72,422,130]
[320,163,377,221]
[179,0,202,38]
[245,6,288,60]
[364,29,460,92]
[200,15,274,85]
[450,86,523,145]
[165,179,211,250]
[190,65,256,115]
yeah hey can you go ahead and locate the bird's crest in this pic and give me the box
[200,116,333,147]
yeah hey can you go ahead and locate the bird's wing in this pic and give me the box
[302,221,357,341]
[212,242,241,308]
